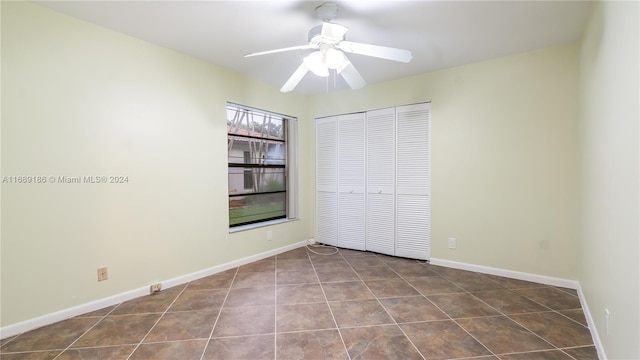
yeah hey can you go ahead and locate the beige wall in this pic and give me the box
[310,43,581,280]
[3,6,638,359]
[578,1,640,359]
[1,2,312,327]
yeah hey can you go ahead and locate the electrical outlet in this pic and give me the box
[150,283,162,293]
[267,230,273,241]
[448,238,457,249]
[97,267,108,281]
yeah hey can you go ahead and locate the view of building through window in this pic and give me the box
[227,103,290,227]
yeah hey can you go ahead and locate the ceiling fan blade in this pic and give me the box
[338,41,413,63]
[321,22,348,42]
[244,44,315,58]
[338,61,366,90]
[280,63,309,93]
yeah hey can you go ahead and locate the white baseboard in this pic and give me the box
[429,258,579,289]
[0,240,309,340]
[161,240,308,290]
[0,286,151,340]
[2,246,605,359]
[430,258,606,358]
[577,284,607,360]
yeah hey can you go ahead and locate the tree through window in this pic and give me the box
[227,103,293,227]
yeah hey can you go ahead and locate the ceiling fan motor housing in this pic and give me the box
[308,25,325,45]
[244,2,411,92]
[309,23,346,46]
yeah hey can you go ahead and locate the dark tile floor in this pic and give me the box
[1,246,599,360]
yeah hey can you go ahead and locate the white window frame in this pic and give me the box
[227,103,298,232]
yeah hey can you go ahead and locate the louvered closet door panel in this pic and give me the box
[397,103,430,196]
[339,193,366,250]
[338,113,366,250]
[366,193,395,255]
[317,192,338,246]
[366,107,395,256]
[396,103,431,260]
[338,113,366,192]
[366,108,395,194]
[396,195,430,259]
[316,117,338,246]
[316,117,338,192]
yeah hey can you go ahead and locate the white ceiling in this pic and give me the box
[34,1,594,95]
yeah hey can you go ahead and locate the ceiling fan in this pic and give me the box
[244,2,413,93]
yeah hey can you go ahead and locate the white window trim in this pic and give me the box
[227,103,299,231]
[229,217,300,233]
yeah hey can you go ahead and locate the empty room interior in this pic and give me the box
[1,1,638,359]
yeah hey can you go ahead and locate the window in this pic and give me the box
[227,103,298,228]
[243,151,253,189]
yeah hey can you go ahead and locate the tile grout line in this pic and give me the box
[370,254,429,359]
[124,285,191,360]
[554,309,593,328]
[461,289,558,357]
[398,258,504,359]
[500,286,594,352]
[51,298,123,360]
[558,344,598,360]
[5,248,597,360]
[439,270,587,358]
[401,261,501,359]
[197,267,240,360]
[511,288,591,328]
[308,247,353,360]
[430,268,558,358]
[559,348,580,360]
[274,254,278,360]
[343,252,426,360]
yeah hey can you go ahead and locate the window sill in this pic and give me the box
[229,218,299,234]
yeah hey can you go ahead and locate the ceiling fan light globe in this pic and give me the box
[303,51,329,77]
[325,48,347,70]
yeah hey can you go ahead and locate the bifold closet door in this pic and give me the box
[395,103,431,260]
[315,103,430,259]
[337,113,366,250]
[315,117,338,246]
[365,107,396,256]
